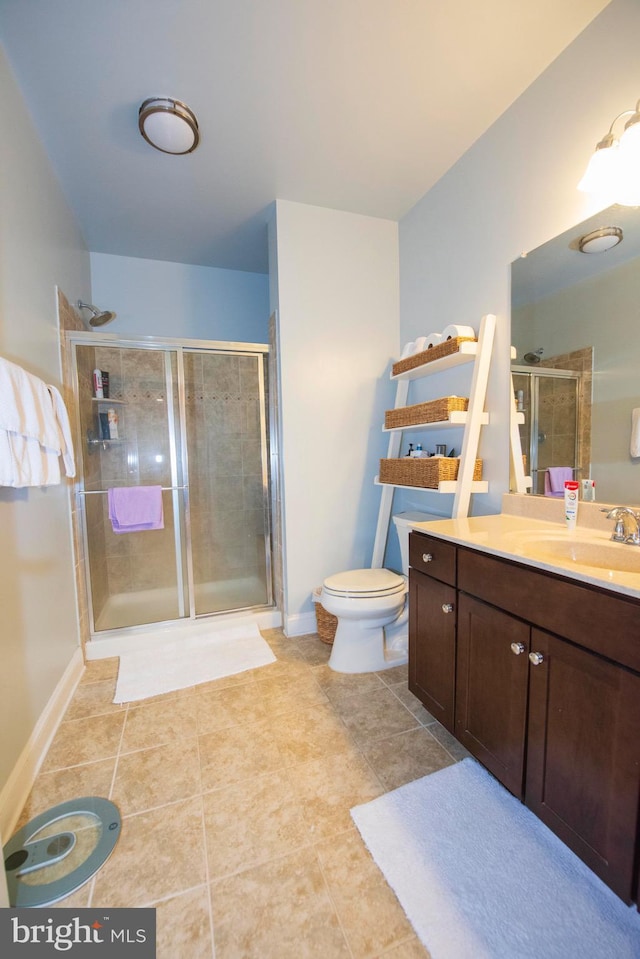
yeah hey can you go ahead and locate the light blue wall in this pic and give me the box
[0,45,90,794]
[90,253,269,343]
[396,0,638,530]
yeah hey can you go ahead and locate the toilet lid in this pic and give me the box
[323,568,405,597]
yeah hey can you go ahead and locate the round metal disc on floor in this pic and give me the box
[3,796,121,907]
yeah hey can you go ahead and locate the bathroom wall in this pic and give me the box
[0,46,91,791]
[270,200,400,632]
[396,0,639,540]
[90,252,269,343]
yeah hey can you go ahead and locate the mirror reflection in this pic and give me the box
[510,204,640,505]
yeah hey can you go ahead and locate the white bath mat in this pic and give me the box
[113,622,276,703]
[351,758,640,959]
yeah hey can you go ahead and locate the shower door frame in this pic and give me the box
[512,365,582,495]
[68,331,275,638]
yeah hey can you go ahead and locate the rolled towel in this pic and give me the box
[426,333,443,349]
[400,341,415,359]
[631,408,640,457]
[441,324,476,341]
[412,336,428,354]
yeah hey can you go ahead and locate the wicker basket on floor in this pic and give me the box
[379,456,482,488]
[392,336,476,377]
[384,396,468,430]
[312,588,337,644]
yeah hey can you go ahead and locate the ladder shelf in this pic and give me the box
[371,313,496,567]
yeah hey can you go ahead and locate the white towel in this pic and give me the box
[3,431,61,487]
[441,324,476,341]
[47,385,76,477]
[0,356,61,451]
[631,408,640,458]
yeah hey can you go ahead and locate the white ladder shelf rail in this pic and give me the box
[371,313,496,568]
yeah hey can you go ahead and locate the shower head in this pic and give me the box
[77,300,116,328]
[523,348,544,364]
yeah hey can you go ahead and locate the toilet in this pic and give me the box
[320,512,439,673]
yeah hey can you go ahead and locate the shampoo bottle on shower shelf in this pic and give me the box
[107,408,119,440]
[92,369,103,399]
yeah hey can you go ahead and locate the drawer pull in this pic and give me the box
[441,603,454,614]
[422,553,433,563]
[529,651,544,666]
[510,642,525,656]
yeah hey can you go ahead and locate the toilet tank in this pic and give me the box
[392,511,443,574]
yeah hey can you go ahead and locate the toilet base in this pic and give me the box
[328,621,408,674]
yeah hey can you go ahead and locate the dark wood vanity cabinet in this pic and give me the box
[409,529,640,903]
[408,534,457,731]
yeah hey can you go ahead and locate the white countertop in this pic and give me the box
[411,512,640,600]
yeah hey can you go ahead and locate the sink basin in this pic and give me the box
[508,531,640,574]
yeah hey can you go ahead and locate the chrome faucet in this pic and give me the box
[601,507,640,545]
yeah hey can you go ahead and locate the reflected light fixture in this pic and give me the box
[578,98,640,206]
[138,97,199,154]
[578,226,623,254]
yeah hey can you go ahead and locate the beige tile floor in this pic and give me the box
[17,627,469,958]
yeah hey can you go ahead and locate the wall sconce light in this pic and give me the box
[138,97,199,155]
[577,226,623,254]
[578,98,640,206]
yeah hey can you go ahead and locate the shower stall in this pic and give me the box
[70,335,274,635]
[512,366,585,495]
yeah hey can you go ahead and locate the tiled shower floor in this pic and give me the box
[17,628,468,958]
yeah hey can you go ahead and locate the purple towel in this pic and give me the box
[544,467,573,497]
[108,486,164,533]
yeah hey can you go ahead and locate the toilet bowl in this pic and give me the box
[320,512,440,673]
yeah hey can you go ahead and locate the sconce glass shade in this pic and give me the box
[617,117,640,205]
[578,99,640,206]
[577,140,619,199]
[138,98,199,154]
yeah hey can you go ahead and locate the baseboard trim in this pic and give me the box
[0,646,84,839]
[284,610,318,638]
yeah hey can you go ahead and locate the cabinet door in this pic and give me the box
[409,568,456,731]
[526,629,640,903]
[455,594,529,797]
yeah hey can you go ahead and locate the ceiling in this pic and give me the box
[0,1,610,275]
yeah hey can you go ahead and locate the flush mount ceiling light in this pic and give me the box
[577,226,623,254]
[138,97,199,154]
[578,98,640,206]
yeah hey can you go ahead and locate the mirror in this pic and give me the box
[510,204,640,505]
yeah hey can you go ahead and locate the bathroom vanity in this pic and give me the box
[408,508,640,904]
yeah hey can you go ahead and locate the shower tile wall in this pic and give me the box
[184,351,270,611]
[540,346,593,482]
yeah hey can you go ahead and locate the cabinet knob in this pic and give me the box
[422,553,433,563]
[510,642,525,656]
[528,651,544,666]
[441,603,454,614]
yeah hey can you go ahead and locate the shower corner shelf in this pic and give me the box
[91,397,126,404]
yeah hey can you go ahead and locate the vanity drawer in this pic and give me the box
[457,546,640,673]
[409,532,457,585]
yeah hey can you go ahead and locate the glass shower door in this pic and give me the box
[76,343,189,632]
[183,349,272,615]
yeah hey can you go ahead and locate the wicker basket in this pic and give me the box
[384,396,469,430]
[312,588,337,644]
[392,336,476,377]
[379,456,482,488]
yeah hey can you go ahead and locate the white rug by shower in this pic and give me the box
[351,758,640,959]
[113,622,276,703]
